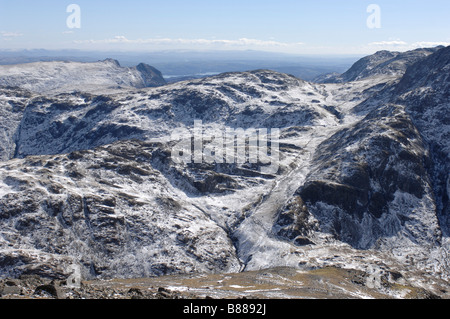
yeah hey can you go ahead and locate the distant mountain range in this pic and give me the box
[0,49,357,82]
[0,46,449,298]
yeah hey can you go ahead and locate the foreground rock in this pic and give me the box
[1,267,447,299]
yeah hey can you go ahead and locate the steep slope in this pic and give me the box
[315,47,441,83]
[352,45,450,237]
[0,87,33,161]
[394,46,450,236]
[0,59,166,95]
[273,47,450,277]
[280,104,441,255]
[272,47,450,279]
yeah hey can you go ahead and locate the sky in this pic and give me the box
[1,0,450,55]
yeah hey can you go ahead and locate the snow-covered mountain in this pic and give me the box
[0,46,449,297]
[314,47,442,83]
[0,59,166,95]
[395,46,450,242]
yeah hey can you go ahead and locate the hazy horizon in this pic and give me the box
[0,48,361,81]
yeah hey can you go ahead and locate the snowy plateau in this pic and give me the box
[0,47,449,298]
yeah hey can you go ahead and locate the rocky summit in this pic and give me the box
[0,46,450,299]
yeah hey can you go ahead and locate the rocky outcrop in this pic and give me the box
[0,141,241,279]
[287,104,440,250]
[135,63,167,87]
[0,87,32,161]
[394,45,450,236]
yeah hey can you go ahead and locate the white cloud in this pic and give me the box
[74,36,304,49]
[411,41,450,48]
[1,31,23,39]
[361,40,450,55]
[368,40,408,46]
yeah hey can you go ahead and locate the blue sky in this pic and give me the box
[1,0,450,55]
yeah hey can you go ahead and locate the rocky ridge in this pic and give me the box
[314,47,443,83]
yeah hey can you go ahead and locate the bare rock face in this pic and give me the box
[136,63,167,88]
[394,45,450,236]
[292,104,439,250]
[0,87,32,161]
[273,196,319,245]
